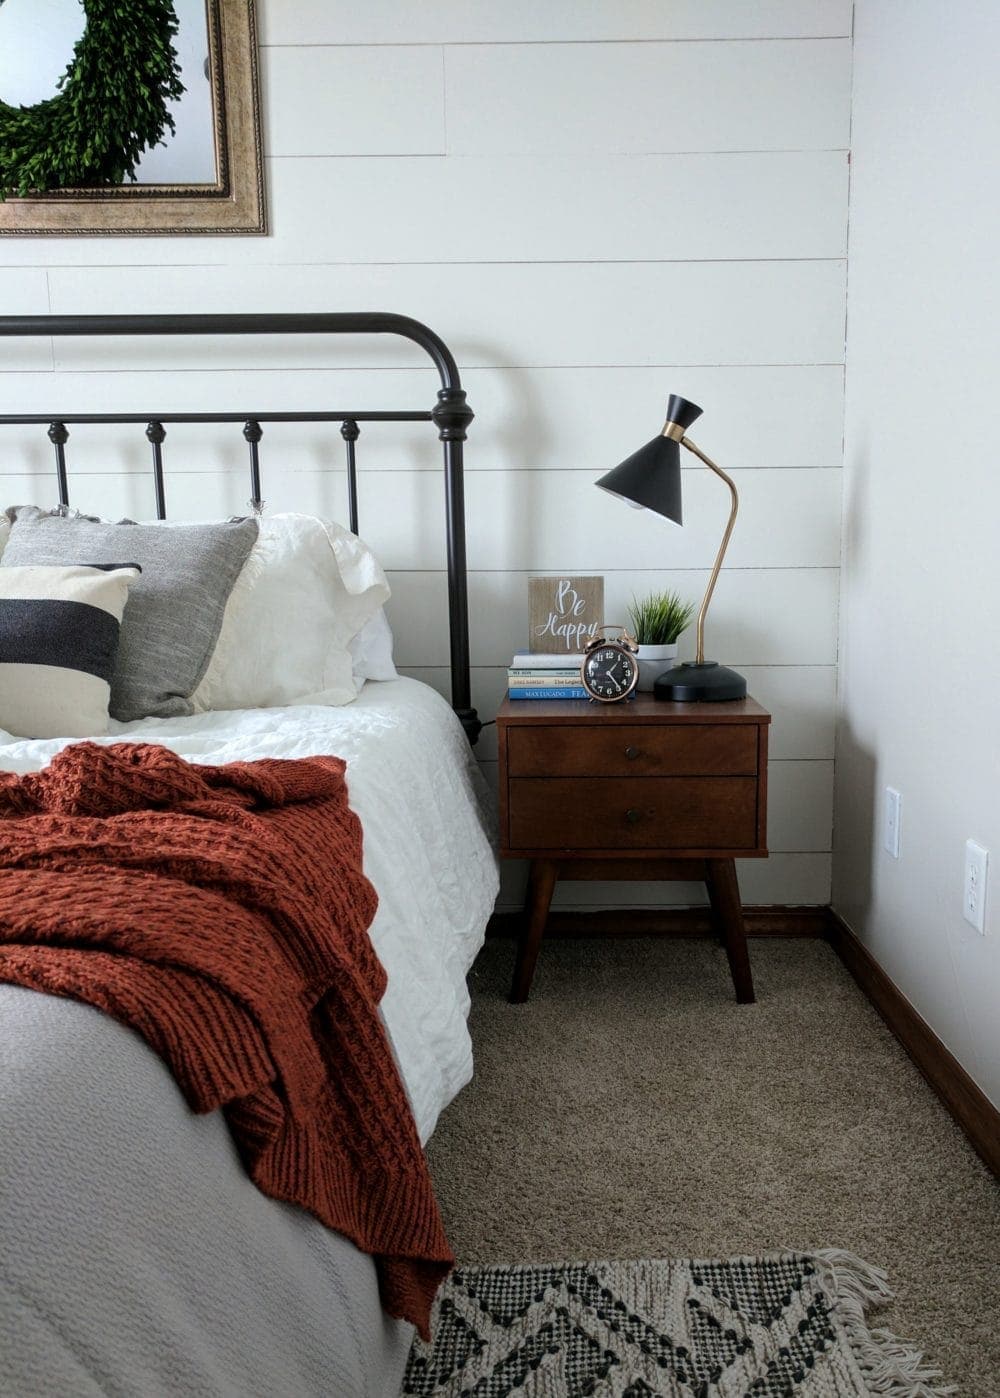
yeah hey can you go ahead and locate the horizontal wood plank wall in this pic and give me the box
[0,1,852,912]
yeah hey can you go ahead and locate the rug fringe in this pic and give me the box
[814,1249,957,1398]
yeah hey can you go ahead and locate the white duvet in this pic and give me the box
[0,681,498,1395]
[0,676,499,1143]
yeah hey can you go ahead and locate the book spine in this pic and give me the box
[507,686,589,700]
[507,670,582,683]
[511,653,586,669]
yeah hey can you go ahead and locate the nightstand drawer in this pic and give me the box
[507,724,757,778]
[507,777,758,851]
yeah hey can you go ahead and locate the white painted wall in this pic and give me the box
[834,1,1000,1106]
[0,0,853,912]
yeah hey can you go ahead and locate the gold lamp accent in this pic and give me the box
[595,394,746,701]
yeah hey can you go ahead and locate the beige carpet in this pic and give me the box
[426,937,1000,1396]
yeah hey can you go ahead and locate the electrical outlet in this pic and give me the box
[883,787,901,859]
[963,840,989,934]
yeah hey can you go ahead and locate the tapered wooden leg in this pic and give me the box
[510,859,559,1003]
[705,858,755,1004]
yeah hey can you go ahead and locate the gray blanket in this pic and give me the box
[0,985,412,1397]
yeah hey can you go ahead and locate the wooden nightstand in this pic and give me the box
[497,693,771,1004]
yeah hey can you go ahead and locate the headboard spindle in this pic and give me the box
[47,422,70,509]
[340,419,360,535]
[145,421,167,520]
[242,419,264,515]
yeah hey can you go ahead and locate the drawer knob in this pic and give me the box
[625,745,640,760]
[625,807,642,824]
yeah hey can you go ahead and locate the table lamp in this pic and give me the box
[595,394,746,701]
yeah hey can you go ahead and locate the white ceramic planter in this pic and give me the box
[636,643,679,692]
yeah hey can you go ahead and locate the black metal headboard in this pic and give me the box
[0,311,480,744]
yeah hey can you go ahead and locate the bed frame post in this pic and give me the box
[432,388,479,745]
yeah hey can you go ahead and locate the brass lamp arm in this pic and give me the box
[680,435,739,665]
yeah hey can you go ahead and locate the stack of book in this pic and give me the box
[507,652,587,700]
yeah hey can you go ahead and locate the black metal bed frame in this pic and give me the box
[0,311,480,743]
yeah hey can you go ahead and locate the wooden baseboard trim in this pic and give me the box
[487,906,829,940]
[825,908,1000,1178]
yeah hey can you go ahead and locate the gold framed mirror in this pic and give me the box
[0,0,265,236]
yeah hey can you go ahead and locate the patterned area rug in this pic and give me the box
[404,1251,954,1397]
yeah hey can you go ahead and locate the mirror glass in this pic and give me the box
[0,0,216,185]
[0,0,265,234]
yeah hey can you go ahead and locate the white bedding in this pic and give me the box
[0,676,499,1143]
[0,679,498,1396]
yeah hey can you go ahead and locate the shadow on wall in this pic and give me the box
[835,420,876,924]
[832,718,877,926]
[463,355,573,659]
[478,360,557,470]
[841,433,870,580]
[469,359,554,597]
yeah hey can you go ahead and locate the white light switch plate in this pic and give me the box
[963,840,989,934]
[883,787,901,859]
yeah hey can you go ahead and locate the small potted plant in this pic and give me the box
[627,590,695,691]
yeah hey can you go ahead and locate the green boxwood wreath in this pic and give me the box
[0,0,184,199]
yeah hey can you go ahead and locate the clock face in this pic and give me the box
[581,643,638,702]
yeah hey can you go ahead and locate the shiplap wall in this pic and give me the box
[0,0,853,912]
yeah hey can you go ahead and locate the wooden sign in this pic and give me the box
[528,576,605,654]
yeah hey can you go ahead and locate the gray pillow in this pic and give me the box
[1,508,259,721]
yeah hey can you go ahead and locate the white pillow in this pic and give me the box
[349,607,398,682]
[0,563,140,738]
[192,513,389,712]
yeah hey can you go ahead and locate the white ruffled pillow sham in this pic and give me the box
[192,512,391,712]
[349,606,398,683]
[1,510,398,707]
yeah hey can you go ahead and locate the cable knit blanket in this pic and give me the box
[0,741,452,1338]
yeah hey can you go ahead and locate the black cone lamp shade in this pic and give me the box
[596,394,747,702]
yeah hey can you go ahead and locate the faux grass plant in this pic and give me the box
[627,590,695,646]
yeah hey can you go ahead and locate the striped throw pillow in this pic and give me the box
[0,564,140,739]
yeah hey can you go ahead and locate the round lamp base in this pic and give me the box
[653,661,747,702]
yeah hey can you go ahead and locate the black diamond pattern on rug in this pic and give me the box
[457,1264,591,1327]
[690,1256,812,1326]
[403,1252,953,1397]
[405,1299,487,1398]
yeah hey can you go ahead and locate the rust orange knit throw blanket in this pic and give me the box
[0,741,452,1337]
